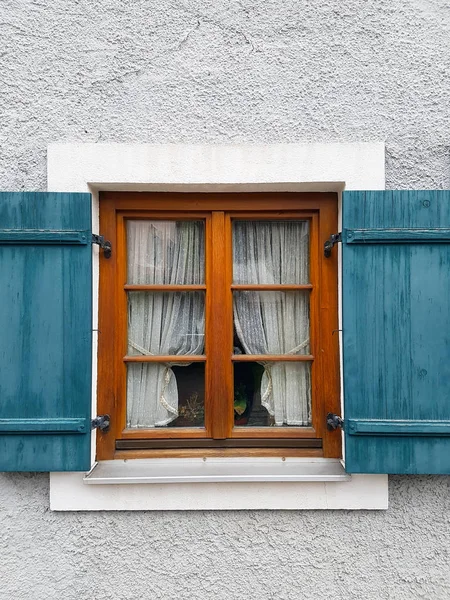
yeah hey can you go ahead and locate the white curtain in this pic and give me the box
[233,221,311,426]
[126,220,204,427]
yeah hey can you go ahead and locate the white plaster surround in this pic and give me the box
[48,142,387,511]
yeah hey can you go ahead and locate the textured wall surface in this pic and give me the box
[1,474,449,599]
[1,0,450,598]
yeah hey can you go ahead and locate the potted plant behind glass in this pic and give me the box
[234,383,250,426]
[176,392,204,427]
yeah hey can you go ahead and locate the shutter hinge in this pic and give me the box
[324,232,342,258]
[92,234,112,259]
[326,413,344,431]
[91,414,111,433]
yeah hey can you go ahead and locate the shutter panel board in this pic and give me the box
[343,191,450,474]
[0,192,92,471]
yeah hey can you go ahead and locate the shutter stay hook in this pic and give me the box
[324,232,342,258]
[91,414,110,432]
[92,234,112,258]
[326,413,344,431]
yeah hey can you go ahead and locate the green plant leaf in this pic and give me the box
[234,398,247,416]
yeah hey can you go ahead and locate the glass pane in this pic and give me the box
[128,292,205,356]
[234,361,311,427]
[127,363,205,428]
[233,291,310,355]
[127,220,205,284]
[232,220,309,284]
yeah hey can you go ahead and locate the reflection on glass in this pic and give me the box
[234,362,311,427]
[232,220,309,284]
[128,292,205,356]
[127,220,205,284]
[233,291,310,355]
[127,363,205,428]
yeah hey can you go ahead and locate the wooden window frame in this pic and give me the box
[97,192,341,460]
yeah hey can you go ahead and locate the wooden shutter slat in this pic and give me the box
[0,229,90,244]
[0,418,88,433]
[348,420,450,436]
[345,227,450,243]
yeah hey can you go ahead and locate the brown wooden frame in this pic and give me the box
[97,192,341,460]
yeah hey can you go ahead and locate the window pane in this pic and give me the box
[128,292,205,356]
[127,220,205,284]
[233,291,310,355]
[234,361,311,427]
[127,363,205,428]
[232,220,309,284]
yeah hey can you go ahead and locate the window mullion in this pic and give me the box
[207,212,233,439]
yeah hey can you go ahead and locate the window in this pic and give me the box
[45,143,390,510]
[97,192,341,460]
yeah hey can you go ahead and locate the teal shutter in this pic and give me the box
[0,192,92,471]
[343,191,450,474]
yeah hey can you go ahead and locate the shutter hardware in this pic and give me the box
[326,413,344,431]
[91,415,111,433]
[324,232,342,258]
[92,234,112,258]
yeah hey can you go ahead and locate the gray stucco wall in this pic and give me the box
[1,0,449,598]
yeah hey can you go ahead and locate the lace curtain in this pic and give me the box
[127,220,204,427]
[233,221,311,426]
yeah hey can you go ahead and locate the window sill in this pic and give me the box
[83,457,351,485]
[50,458,388,511]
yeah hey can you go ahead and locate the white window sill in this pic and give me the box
[50,458,388,511]
[83,457,351,485]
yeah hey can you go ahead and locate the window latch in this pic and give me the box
[92,234,112,259]
[326,413,344,431]
[324,232,342,258]
[91,414,111,433]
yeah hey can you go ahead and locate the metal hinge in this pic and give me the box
[324,232,342,258]
[91,414,111,433]
[92,234,112,259]
[326,413,344,431]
